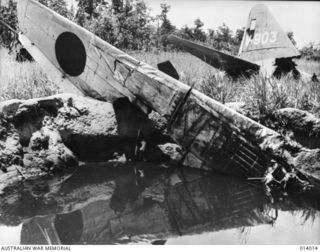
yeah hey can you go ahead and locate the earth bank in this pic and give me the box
[0,94,319,193]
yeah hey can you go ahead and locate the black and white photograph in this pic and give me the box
[0,0,320,247]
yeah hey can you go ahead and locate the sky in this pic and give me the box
[66,0,320,48]
[146,0,320,48]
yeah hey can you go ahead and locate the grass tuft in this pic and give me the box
[0,48,60,102]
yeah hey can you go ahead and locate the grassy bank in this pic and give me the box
[0,49,60,102]
[1,48,319,117]
[133,51,320,117]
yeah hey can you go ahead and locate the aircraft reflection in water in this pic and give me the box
[1,163,318,245]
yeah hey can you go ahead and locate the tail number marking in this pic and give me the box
[253,31,277,45]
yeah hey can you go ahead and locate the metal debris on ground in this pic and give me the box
[279,166,311,190]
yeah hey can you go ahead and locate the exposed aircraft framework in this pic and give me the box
[14,0,319,187]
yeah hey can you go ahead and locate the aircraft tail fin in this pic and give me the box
[238,4,300,63]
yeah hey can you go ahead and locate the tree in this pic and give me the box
[67,4,76,21]
[111,0,123,13]
[75,0,108,25]
[0,0,72,59]
[193,18,206,42]
[0,0,34,61]
[205,24,243,55]
[286,31,297,47]
[234,28,244,45]
[231,28,244,55]
[84,0,154,51]
[178,25,194,40]
[77,0,93,18]
[178,18,206,42]
[159,4,175,35]
[157,3,176,49]
[38,0,70,18]
[0,0,18,50]
[206,23,233,53]
[300,43,320,61]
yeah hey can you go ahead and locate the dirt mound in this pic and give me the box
[0,94,175,193]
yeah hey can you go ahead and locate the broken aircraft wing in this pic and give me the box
[17,0,189,115]
[17,0,319,187]
[167,34,260,78]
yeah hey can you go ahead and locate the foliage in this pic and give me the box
[84,1,154,50]
[196,72,238,104]
[132,51,320,117]
[75,0,108,24]
[38,0,70,18]
[156,3,176,50]
[76,0,99,18]
[1,0,319,118]
[2,47,320,119]
[243,74,320,117]
[1,0,308,56]
[0,0,18,50]
[0,0,318,77]
[158,3,176,35]
[0,49,60,102]
[178,18,207,43]
[208,24,243,55]
[192,18,207,42]
[178,22,244,55]
[0,0,71,54]
[287,31,297,47]
[300,43,320,61]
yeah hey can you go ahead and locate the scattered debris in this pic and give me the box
[279,166,311,190]
[263,160,281,194]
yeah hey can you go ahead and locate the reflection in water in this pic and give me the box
[0,162,319,245]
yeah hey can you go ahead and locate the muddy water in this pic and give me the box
[0,162,319,245]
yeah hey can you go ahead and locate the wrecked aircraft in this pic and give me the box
[167,4,308,79]
[15,0,320,188]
